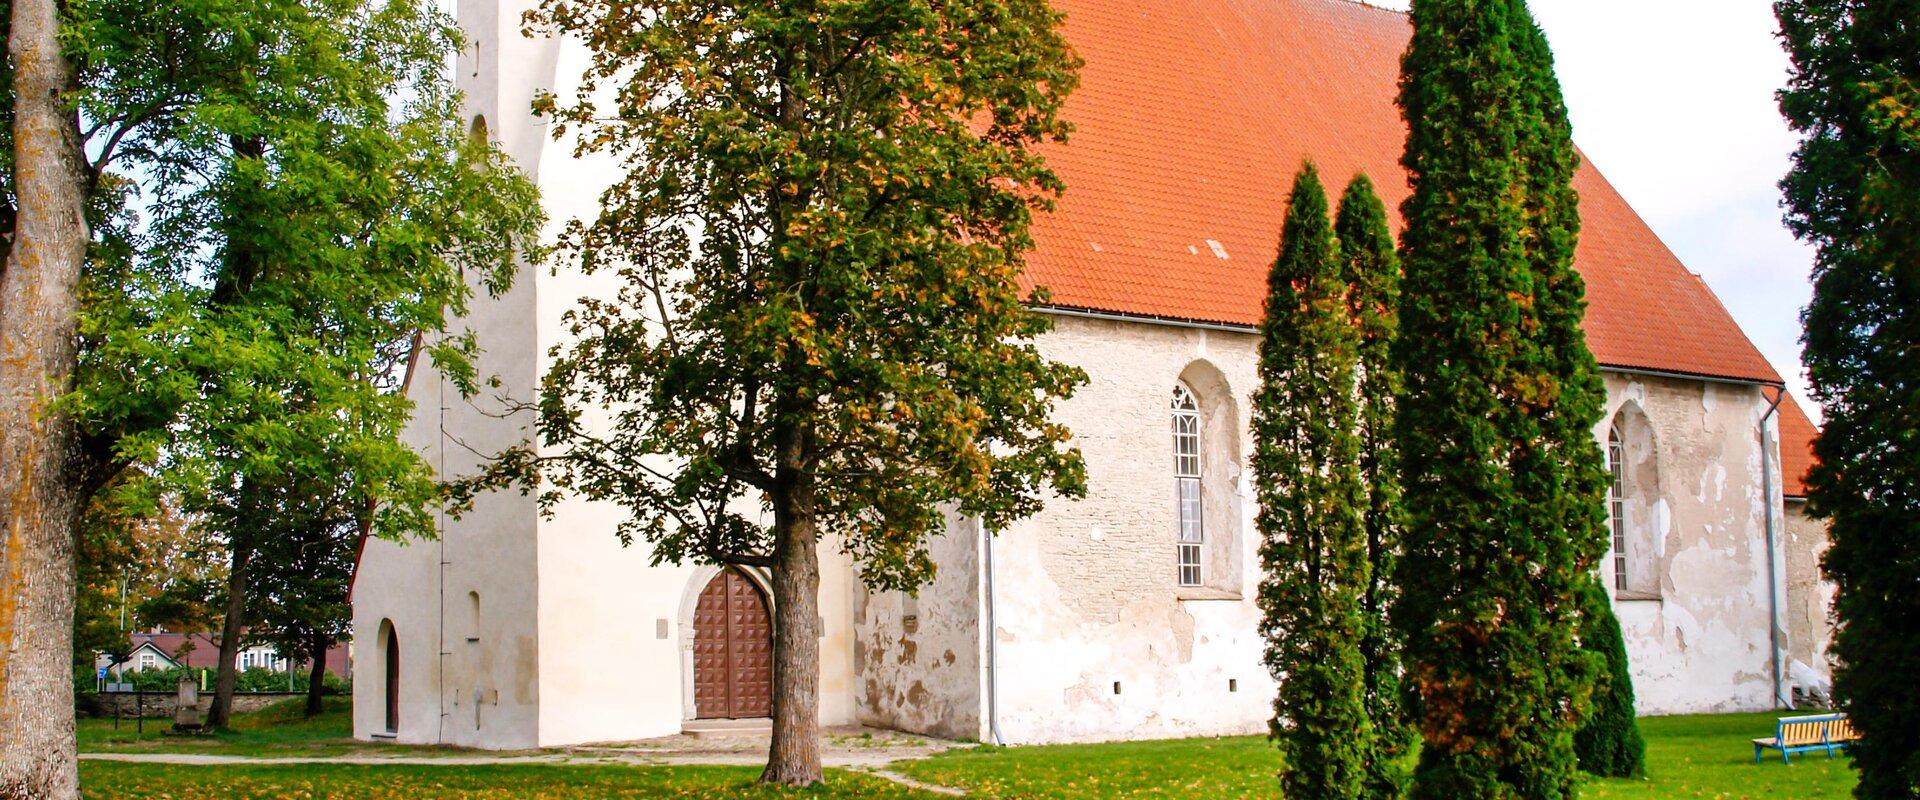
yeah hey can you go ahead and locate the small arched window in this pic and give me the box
[467,591,482,642]
[1173,383,1203,586]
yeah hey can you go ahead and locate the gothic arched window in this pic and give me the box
[1173,383,1203,586]
[1608,422,1629,592]
[1607,405,1663,598]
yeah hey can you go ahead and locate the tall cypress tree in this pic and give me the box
[1337,174,1414,799]
[1777,2,1920,796]
[1392,1,1612,797]
[1257,163,1372,800]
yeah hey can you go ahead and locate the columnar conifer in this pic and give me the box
[1777,2,1920,795]
[1573,580,1646,778]
[1392,1,1613,797]
[1336,174,1414,799]
[1257,163,1372,800]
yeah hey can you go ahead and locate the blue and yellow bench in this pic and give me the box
[1752,713,1857,764]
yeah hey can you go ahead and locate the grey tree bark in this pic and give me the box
[760,424,823,786]
[207,535,255,729]
[0,0,91,795]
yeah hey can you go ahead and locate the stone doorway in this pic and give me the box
[692,568,773,719]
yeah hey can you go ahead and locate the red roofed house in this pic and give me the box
[108,631,352,681]
[351,0,1836,747]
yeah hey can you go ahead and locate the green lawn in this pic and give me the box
[77,703,1860,799]
[1581,713,1856,800]
[78,696,471,758]
[896,712,1858,799]
[79,763,937,799]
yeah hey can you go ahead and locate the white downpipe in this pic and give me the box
[983,520,1004,746]
[1758,387,1789,710]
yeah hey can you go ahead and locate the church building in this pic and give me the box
[351,0,1834,747]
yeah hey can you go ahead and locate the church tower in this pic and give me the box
[350,0,864,748]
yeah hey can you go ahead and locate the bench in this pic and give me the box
[1752,713,1857,764]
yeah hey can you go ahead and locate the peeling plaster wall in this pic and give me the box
[966,319,1809,745]
[1783,500,1835,694]
[990,316,1273,744]
[855,513,983,740]
[1599,374,1786,714]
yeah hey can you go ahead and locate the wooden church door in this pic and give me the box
[692,569,773,719]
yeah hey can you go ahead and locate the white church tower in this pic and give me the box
[348,0,864,748]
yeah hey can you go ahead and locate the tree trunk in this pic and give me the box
[760,427,823,786]
[305,629,327,717]
[0,0,91,795]
[206,537,255,729]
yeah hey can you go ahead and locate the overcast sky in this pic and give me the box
[1371,0,1816,405]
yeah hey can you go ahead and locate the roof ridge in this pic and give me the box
[1322,0,1409,17]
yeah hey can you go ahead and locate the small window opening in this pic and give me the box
[467,591,481,643]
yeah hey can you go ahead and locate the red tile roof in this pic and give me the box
[1778,394,1818,499]
[1024,0,1782,385]
[126,632,223,669]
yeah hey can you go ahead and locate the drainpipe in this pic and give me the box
[983,520,1004,746]
[1758,386,1789,710]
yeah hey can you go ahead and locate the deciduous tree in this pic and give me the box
[1777,1,1920,795]
[520,0,1086,785]
[1,0,540,787]
[1,0,98,793]
[1392,0,1612,796]
[141,0,542,727]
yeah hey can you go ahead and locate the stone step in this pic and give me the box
[682,718,772,739]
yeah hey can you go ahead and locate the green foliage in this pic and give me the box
[121,0,543,545]
[71,481,226,682]
[1256,163,1373,799]
[241,472,358,686]
[1777,2,1920,796]
[106,666,345,695]
[1337,174,1414,799]
[39,0,543,719]
[1392,0,1612,797]
[1573,581,1646,778]
[519,0,1087,591]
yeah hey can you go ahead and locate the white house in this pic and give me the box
[352,0,1835,748]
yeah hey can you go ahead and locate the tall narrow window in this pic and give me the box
[1607,423,1628,592]
[384,624,401,734]
[1173,383,1203,586]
